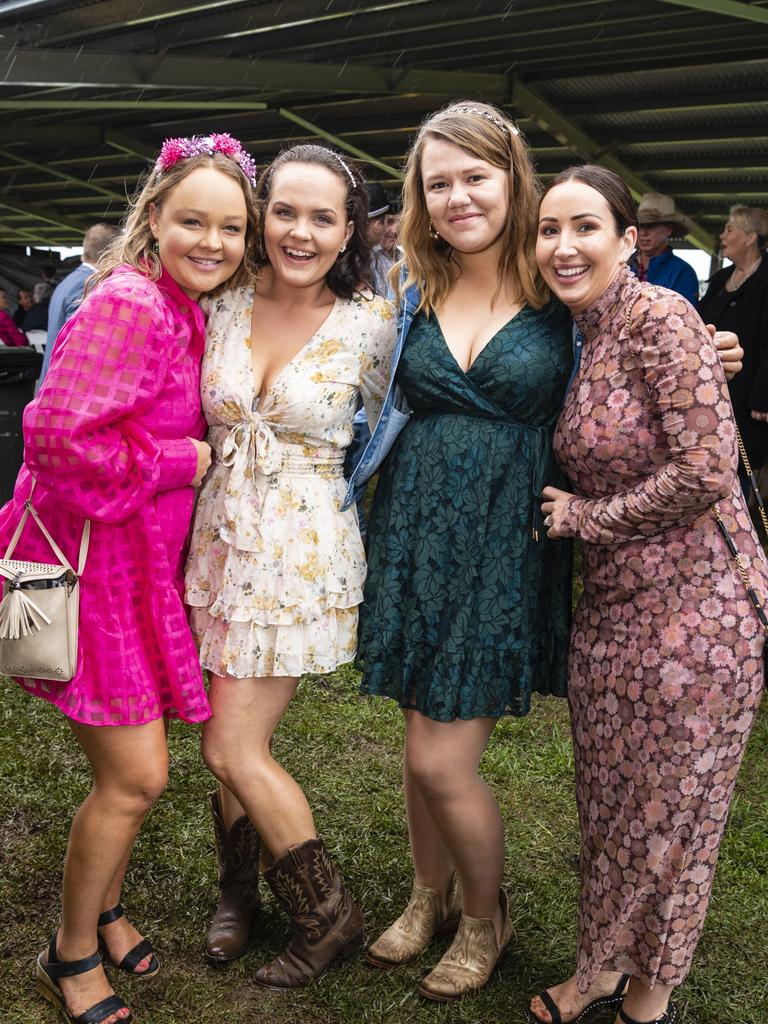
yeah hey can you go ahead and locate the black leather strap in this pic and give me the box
[44,934,102,980]
[612,974,631,999]
[97,903,124,927]
[619,1006,675,1024]
[118,938,155,973]
[537,989,562,1024]
[73,994,132,1024]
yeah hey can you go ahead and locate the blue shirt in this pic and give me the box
[629,247,699,305]
[39,262,97,381]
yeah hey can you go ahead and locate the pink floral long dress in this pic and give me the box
[554,266,767,991]
[0,265,211,726]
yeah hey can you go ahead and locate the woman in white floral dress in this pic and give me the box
[185,145,396,987]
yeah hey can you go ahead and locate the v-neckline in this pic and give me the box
[433,306,528,377]
[249,293,340,405]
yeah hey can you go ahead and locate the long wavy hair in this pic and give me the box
[397,100,548,314]
[93,151,260,293]
[254,144,371,299]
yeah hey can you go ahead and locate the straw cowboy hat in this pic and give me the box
[637,192,695,237]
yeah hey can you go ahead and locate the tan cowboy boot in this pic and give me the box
[252,838,364,989]
[365,874,462,969]
[417,889,513,1002]
[206,790,261,962]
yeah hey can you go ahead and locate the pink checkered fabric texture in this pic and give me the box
[0,265,211,726]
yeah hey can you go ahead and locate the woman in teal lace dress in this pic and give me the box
[356,103,574,1001]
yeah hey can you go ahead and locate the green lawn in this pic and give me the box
[1,668,766,1023]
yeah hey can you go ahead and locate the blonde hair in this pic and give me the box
[728,204,768,251]
[93,151,260,293]
[396,100,548,314]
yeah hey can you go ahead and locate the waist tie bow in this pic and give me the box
[219,414,282,552]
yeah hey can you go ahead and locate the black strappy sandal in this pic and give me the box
[36,933,133,1024]
[618,1004,677,1024]
[526,973,630,1024]
[97,905,160,981]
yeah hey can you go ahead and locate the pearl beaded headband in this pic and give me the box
[435,105,520,136]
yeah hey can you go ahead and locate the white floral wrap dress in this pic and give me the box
[185,287,396,678]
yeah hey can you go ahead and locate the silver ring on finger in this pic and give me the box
[544,515,553,527]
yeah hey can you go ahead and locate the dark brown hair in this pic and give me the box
[542,164,637,235]
[255,144,371,299]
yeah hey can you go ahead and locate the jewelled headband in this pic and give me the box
[435,105,520,136]
[155,133,258,187]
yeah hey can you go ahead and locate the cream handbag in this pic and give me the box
[0,481,90,682]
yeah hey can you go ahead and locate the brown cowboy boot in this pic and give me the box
[252,838,364,989]
[206,790,261,962]
[365,874,462,969]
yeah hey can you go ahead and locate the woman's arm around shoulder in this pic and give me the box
[24,269,198,523]
[559,286,735,544]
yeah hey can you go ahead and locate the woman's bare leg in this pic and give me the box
[202,674,315,858]
[404,711,504,938]
[46,718,168,1024]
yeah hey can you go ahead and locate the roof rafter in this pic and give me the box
[658,0,768,24]
[511,78,717,251]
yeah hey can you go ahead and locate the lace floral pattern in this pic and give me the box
[358,303,574,720]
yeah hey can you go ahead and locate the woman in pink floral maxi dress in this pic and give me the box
[534,166,766,1024]
[0,138,258,1024]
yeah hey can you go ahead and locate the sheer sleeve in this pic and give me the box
[560,291,735,544]
[359,297,398,431]
[24,273,197,523]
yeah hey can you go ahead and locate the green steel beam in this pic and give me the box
[658,0,768,24]
[0,147,125,202]
[0,195,87,233]
[104,130,157,161]
[0,100,269,112]
[511,78,717,252]
[277,109,403,180]
[0,46,508,100]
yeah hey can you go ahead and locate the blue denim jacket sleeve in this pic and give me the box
[341,279,419,512]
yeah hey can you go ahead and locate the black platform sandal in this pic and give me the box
[618,1004,677,1024]
[98,904,160,980]
[527,973,630,1024]
[36,933,133,1024]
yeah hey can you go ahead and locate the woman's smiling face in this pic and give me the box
[263,162,352,289]
[536,180,636,313]
[420,137,509,255]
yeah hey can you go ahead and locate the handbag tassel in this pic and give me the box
[0,586,52,640]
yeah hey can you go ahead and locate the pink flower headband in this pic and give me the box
[155,133,258,187]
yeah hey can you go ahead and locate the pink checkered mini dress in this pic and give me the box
[0,265,211,726]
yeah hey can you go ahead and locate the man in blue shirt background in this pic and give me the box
[39,221,120,382]
[630,192,700,304]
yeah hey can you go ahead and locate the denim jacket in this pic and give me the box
[341,280,419,511]
[341,283,581,512]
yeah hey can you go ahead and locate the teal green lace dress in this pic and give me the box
[357,301,574,722]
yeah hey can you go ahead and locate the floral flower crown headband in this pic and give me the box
[434,105,520,136]
[155,133,258,187]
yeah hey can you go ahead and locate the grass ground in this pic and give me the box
[0,666,766,1024]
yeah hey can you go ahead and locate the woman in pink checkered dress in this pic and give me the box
[0,137,258,1024]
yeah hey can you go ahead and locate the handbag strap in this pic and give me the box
[734,425,768,544]
[2,480,91,577]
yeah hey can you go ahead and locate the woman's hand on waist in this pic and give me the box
[541,485,575,539]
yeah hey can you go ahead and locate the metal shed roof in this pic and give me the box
[0,0,766,251]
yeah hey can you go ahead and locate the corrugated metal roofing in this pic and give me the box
[0,0,766,249]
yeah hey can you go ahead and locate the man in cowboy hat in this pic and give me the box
[367,183,397,298]
[630,192,700,303]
